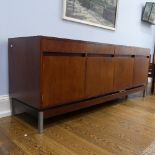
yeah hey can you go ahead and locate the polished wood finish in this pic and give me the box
[115,46,134,55]
[133,57,149,87]
[1,95,155,154]
[8,36,150,132]
[114,57,134,91]
[86,57,114,98]
[8,37,41,109]
[42,56,86,108]
[83,43,114,54]
[152,53,155,94]
[41,38,85,53]
[41,37,115,55]
[44,91,127,118]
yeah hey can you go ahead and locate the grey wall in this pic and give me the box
[0,0,154,95]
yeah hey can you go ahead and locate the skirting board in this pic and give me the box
[0,95,11,118]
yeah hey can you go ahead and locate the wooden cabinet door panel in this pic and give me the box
[114,57,134,91]
[133,57,149,86]
[86,57,114,98]
[42,56,85,108]
[153,54,155,94]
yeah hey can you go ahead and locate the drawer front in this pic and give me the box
[41,38,85,53]
[41,38,114,55]
[42,56,86,108]
[84,43,114,54]
[115,46,150,57]
[115,46,134,56]
[134,48,150,56]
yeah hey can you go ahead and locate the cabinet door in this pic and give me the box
[153,54,155,94]
[42,56,85,108]
[86,57,114,98]
[114,57,134,91]
[133,57,149,87]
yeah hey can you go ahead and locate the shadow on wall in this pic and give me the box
[141,21,154,34]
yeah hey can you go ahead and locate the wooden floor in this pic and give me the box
[1,94,155,155]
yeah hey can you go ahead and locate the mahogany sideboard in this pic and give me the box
[8,36,150,133]
[152,53,155,94]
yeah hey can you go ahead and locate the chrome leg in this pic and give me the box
[125,95,128,100]
[10,98,15,116]
[38,112,44,134]
[143,88,146,97]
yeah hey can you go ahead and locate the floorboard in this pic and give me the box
[0,94,155,155]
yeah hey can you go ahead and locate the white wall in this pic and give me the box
[0,0,154,96]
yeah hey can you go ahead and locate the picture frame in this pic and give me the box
[142,2,155,25]
[63,0,119,30]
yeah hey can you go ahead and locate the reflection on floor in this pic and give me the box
[0,92,155,155]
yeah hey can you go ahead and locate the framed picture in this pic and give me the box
[63,0,119,30]
[142,2,155,24]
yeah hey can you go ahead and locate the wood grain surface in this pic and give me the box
[0,95,155,155]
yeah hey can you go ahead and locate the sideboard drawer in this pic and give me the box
[134,47,150,56]
[41,38,114,55]
[84,43,114,54]
[115,46,134,56]
[41,38,85,53]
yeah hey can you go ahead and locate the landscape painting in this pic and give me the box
[63,0,118,30]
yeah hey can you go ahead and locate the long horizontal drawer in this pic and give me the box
[133,47,150,56]
[41,38,85,53]
[115,45,150,57]
[41,38,115,55]
[41,38,150,57]
[115,46,134,55]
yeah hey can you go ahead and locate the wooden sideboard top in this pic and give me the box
[8,36,150,56]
